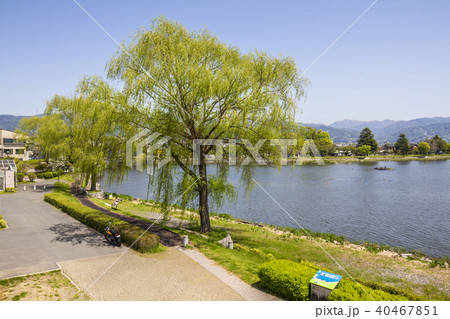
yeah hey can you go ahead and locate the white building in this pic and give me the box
[0,159,17,191]
[0,129,29,160]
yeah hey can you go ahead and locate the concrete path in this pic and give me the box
[59,248,245,301]
[2,181,278,300]
[0,183,124,279]
[179,248,279,301]
[59,247,278,301]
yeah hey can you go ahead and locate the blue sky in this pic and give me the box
[0,0,449,124]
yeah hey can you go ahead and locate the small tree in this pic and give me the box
[357,145,371,157]
[28,172,36,182]
[17,172,25,182]
[357,128,378,153]
[395,133,410,155]
[418,142,430,156]
[425,135,447,153]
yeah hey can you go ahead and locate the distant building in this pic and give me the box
[0,159,17,190]
[379,143,395,153]
[0,129,29,160]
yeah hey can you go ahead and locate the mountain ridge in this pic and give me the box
[1,114,449,144]
[302,116,450,144]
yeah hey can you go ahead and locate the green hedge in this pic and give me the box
[43,172,53,179]
[258,259,318,300]
[258,259,413,301]
[44,192,160,252]
[34,163,47,172]
[36,173,43,179]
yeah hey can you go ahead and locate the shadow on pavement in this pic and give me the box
[47,223,111,247]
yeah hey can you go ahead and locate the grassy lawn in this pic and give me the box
[0,270,89,301]
[90,197,449,300]
[47,173,74,182]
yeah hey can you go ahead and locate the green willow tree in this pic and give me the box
[46,76,130,190]
[107,18,306,232]
[17,114,70,163]
[395,133,410,155]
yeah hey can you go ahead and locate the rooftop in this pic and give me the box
[0,159,17,171]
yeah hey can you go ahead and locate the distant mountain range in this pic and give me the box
[301,117,450,144]
[1,114,449,144]
[0,114,31,132]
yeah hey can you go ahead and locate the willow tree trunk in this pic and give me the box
[198,153,211,233]
[89,173,97,191]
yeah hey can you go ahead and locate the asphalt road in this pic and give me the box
[0,183,124,279]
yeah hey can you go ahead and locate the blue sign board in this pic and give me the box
[310,270,343,290]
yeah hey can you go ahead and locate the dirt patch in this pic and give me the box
[0,270,89,301]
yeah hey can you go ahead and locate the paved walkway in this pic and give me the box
[0,181,124,279]
[4,181,278,300]
[59,246,278,301]
[59,248,246,301]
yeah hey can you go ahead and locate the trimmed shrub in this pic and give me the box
[5,188,15,193]
[27,173,37,182]
[34,163,47,172]
[52,172,59,178]
[0,215,6,229]
[258,259,318,300]
[44,192,160,252]
[36,173,43,179]
[43,172,53,179]
[17,173,25,182]
[258,259,414,301]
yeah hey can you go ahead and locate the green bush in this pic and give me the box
[328,279,409,301]
[52,172,59,178]
[44,192,160,252]
[0,215,6,229]
[43,172,53,179]
[17,173,25,182]
[258,259,318,300]
[36,173,43,179]
[34,163,47,172]
[5,188,15,193]
[27,173,37,182]
[258,259,414,301]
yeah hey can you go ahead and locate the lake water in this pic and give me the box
[101,160,450,257]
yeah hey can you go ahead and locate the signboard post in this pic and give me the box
[111,198,123,209]
[310,270,342,301]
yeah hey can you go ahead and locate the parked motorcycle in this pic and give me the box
[104,223,121,247]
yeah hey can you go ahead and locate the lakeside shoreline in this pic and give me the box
[96,189,449,261]
[199,154,450,165]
